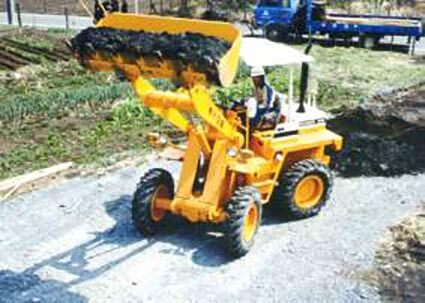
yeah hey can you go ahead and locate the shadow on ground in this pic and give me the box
[4,193,297,301]
[143,200,298,267]
[22,195,157,284]
[0,270,87,303]
[1,195,155,301]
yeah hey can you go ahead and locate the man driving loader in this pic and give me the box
[246,66,282,130]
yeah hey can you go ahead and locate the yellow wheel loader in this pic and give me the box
[71,13,343,257]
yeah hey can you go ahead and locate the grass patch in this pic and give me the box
[0,97,163,179]
[0,82,130,121]
[0,61,111,98]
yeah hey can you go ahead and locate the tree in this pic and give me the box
[178,0,190,16]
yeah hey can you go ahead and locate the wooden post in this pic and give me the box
[135,0,139,14]
[6,0,15,25]
[409,37,416,56]
[78,0,94,19]
[244,0,248,21]
[0,162,74,201]
[43,0,47,13]
[149,0,157,14]
[160,0,163,14]
[64,7,69,30]
[98,1,108,15]
[15,2,22,27]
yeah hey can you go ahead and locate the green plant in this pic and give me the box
[112,97,146,127]
[0,83,130,122]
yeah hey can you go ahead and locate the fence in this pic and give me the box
[0,1,185,29]
[0,1,185,16]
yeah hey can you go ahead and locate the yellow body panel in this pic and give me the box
[153,123,342,222]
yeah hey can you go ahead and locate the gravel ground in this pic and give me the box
[0,159,424,302]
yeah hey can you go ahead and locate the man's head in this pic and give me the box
[251,66,265,88]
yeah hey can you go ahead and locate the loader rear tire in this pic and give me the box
[277,159,333,219]
[132,168,174,235]
[224,186,262,258]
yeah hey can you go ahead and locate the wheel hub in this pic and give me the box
[294,175,324,209]
[151,185,169,222]
[242,203,259,243]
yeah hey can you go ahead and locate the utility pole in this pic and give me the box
[6,0,15,25]
[135,0,139,14]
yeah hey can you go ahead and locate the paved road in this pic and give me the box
[0,158,424,302]
[0,12,91,29]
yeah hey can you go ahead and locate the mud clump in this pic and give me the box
[70,27,231,84]
[329,84,425,177]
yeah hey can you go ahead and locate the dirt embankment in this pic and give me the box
[366,209,425,302]
[329,84,425,177]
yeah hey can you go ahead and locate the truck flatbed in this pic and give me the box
[325,14,421,28]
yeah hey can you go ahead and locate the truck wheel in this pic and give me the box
[132,168,174,235]
[360,36,379,49]
[276,159,333,219]
[224,186,263,258]
[265,25,284,42]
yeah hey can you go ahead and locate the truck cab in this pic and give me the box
[253,0,298,28]
[253,0,309,41]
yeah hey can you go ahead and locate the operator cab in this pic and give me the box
[240,37,329,142]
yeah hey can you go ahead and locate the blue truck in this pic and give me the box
[252,0,423,51]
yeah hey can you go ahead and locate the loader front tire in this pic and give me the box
[132,168,174,235]
[277,159,333,219]
[224,186,262,258]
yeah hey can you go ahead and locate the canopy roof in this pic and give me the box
[240,37,313,67]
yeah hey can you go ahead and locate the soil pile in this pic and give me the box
[370,211,425,302]
[70,27,231,84]
[330,84,425,177]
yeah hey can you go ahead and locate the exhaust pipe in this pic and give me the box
[297,42,313,113]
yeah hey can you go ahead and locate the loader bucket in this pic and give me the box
[72,13,241,87]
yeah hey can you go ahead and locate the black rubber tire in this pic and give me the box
[224,186,263,258]
[132,168,174,235]
[276,159,333,219]
[360,35,380,49]
[265,25,284,42]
